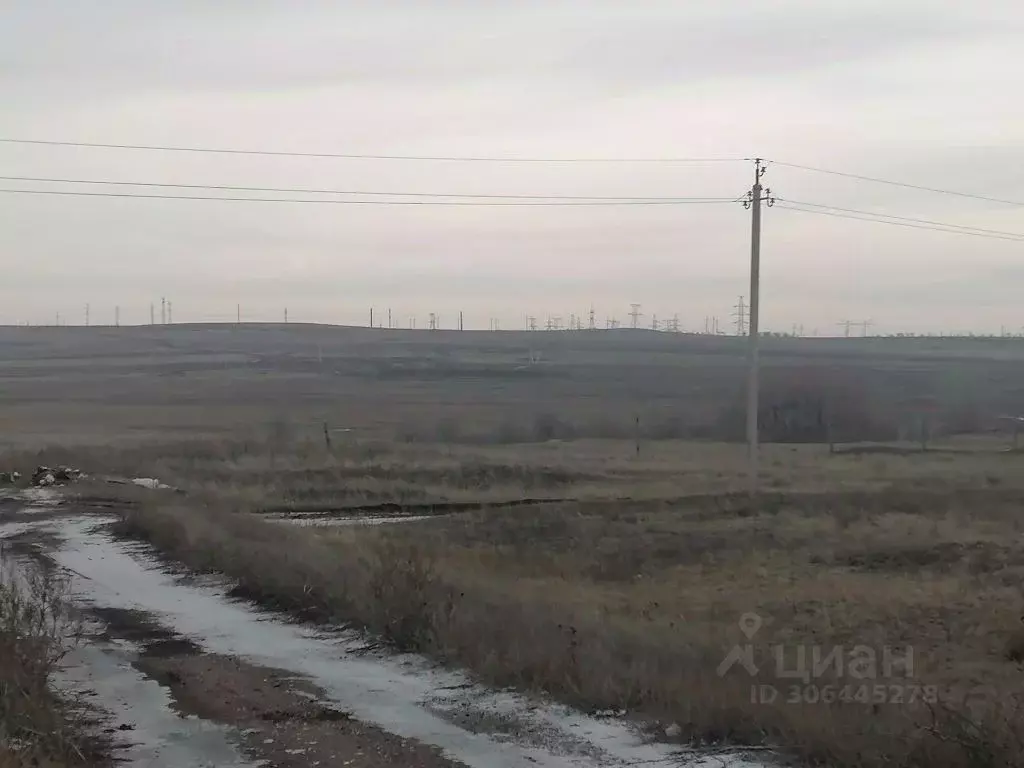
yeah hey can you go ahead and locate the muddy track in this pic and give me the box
[258,496,577,519]
[0,490,773,768]
[259,482,1024,522]
[93,607,459,768]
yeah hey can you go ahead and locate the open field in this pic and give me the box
[2,324,1024,448]
[3,324,1024,766]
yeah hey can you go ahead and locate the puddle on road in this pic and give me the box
[271,514,434,527]
[0,517,258,768]
[3,503,772,768]
[55,633,258,768]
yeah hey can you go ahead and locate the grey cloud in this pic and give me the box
[2,1,1023,333]
[1,1,999,96]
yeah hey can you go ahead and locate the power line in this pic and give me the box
[774,201,1024,242]
[768,160,1024,208]
[0,137,747,164]
[0,188,735,206]
[0,175,733,203]
[777,198,1024,239]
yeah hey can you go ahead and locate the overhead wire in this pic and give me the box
[774,201,1024,242]
[0,188,736,206]
[0,174,733,202]
[2,139,1020,239]
[775,198,1024,239]
[767,160,1024,208]
[0,138,747,164]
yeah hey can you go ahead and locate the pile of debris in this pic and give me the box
[0,471,20,485]
[31,466,86,487]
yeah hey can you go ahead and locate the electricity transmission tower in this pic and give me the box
[666,314,681,332]
[628,303,643,329]
[836,320,855,337]
[859,320,874,337]
[527,316,537,331]
[588,306,596,330]
[429,313,438,330]
[651,314,659,331]
[733,296,747,336]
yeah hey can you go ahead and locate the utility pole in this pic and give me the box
[742,157,774,496]
[115,306,120,327]
[237,304,241,324]
[369,308,373,328]
[459,311,464,331]
[836,320,854,338]
[860,320,874,337]
[167,301,172,324]
[733,296,747,336]
[150,303,155,326]
[651,314,659,331]
[85,303,90,327]
[629,303,642,329]
[589,306,596,330]
[388,308,392,329]
[161,297,166,325]
[284,307,289,323]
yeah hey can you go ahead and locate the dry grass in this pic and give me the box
[91,437,1024,768]
[0,558,105,767]
[7,321,1024,766]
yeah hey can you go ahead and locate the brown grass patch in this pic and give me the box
[0,558,108,767]
[96,435,1024,768]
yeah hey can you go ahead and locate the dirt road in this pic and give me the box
[0,490,772,768]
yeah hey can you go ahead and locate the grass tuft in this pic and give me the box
[0,557,106,767]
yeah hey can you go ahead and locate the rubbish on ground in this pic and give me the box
[32,467,56,487]
[130,478,173,490]
[31,466,86,487]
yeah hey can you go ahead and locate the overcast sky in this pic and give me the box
[2,1,1022,333]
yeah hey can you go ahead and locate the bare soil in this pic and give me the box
[140,653,460,768]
